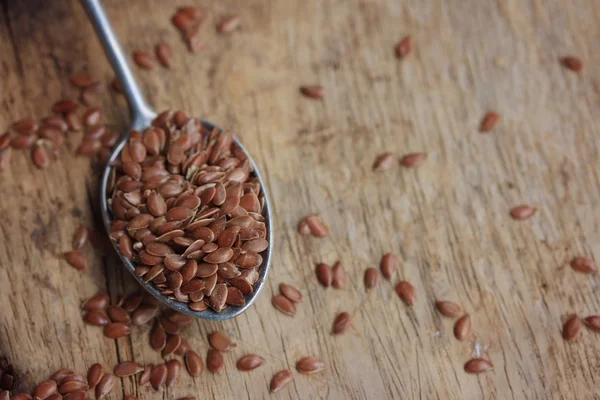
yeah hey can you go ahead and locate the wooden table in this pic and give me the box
[1,0,599,398]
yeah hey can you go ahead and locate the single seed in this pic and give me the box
[208,331,236,351]
[185,350,204,377]
[316,263,332,287]
[217,15,240,33]
[133,51,156,70]
[479,111,500,133]
[561,56,583,72]
[332,312,352,335]
[395,280,415,305]
[156,43,173,68]
[510,205,536,220]
[236,354,265,371]
[63,251,88,270]
[150,322,167,350]
[272,294,296,316]
[81,86,100,107]
[296,356,326,374]
[395,36,412,59]
[131,303,159,325]
[103,322,132,339]
[401,152,427,168]
[207,349,224,373]
[33,379,58,400]
[583,315,600,332]
[570,256,596,274]
[454,314,472,341]
[373,153,396,170]
[50,368,75,382]
[12,118,38,135]
[84,108,103,127]
[464,358,493,374]
[87,363,103,390]
[72,225,89,250]
[70,73,98,88]
[299,85,324,99]
[95,373,115,399]
[332,261,348,289]
[563,315,582,341]
[297,219,310,235]
[83,309,110,326]
[162,334,182,357]
[380,253,397,280]
[139,365,152,385]
[165,359,181,387]
[31,143,50,169]
[58,380,87,395]
[435,301,463,318]
[53,99,78,114]
[270,369,293,393]
[279,283,303,303]
[150,364,167,391]
[114,361,143,377]
[364,268,380,290]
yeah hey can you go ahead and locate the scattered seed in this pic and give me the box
[299,85,324,99]
[332,261,348,289]
[53,99,78,114]
[332,312,352,335]
[270,369,293,393]
[510,205,536,220]
[81,293,109,310]
[70,73,98,88]
[395,36,412,59]
[32,144,51,169]
[563,315,582,341]
[236,354,265,371]
[95,373,115,399]
[72,225,89,250]
[217,15,240,33]
[583,315,600,332]
[63,251,87,270]
[131,304,159,325]
[50,368,75,382]
[185,350,204,377]
[207,349,224,373]
[114,361,143,377]
[208,331,236,351]
[103,322,132,339]
[165,359,181,387]
[139,365,152,386]
[156,43,173,68]
[454,314,472,341]
[297,219,311,235]
[296,357,326,374]
[364,268,380,290]
[162,334,182,357]
[272,294,296,316]
[133,51,156,70]
[87,363,103,390]
[279,283,303,303]
[464,358,493,374]
[81,86,100,107]
[316,263,333,287]
[479,111,500,133]
[435,301,462,318]
[83,310,110,326]
[380,253,397,280]
[373,153,396,170]
[570,256,596,274]
[33,380,57,400]
[561,56,583,72]
[150,364,167,391]
[401,152,427,168]
[395,280,415,305]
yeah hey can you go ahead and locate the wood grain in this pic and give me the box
[1,0,600,398]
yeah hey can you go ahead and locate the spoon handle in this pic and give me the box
[80,0,156,130]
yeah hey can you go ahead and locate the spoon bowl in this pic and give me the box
[83,0,273,320]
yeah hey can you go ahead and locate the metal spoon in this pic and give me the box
[80,0,273,320]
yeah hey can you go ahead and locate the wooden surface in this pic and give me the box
[1,0,600,398]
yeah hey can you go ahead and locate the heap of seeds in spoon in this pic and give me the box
[107,110,269,313]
